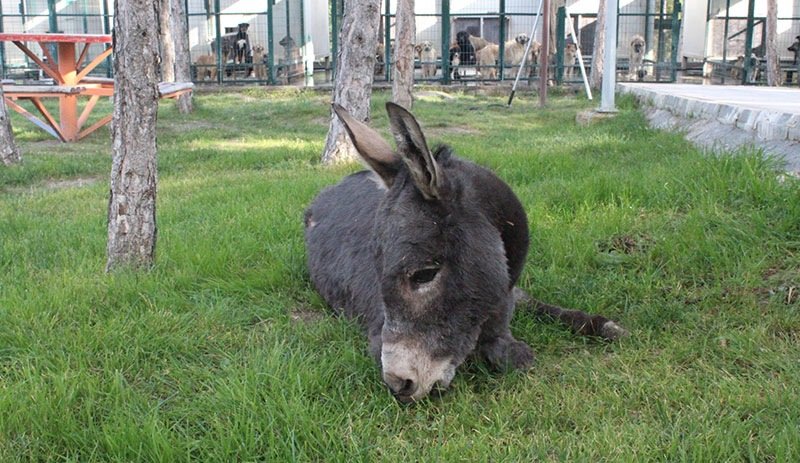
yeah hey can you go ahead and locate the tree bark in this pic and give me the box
[765,0,781,86]
[392,0,415,109]
[171,0,193,113]
[159,0,175,83]
[0,86,21,166]
[321,0,381,164]
[106,0,161,272]
[590,0,606,89]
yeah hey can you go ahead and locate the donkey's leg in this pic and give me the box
[476,294,535,371]
[513,287,628,340]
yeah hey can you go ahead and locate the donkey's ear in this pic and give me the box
[332,103,399,186]
[385,102,442,200]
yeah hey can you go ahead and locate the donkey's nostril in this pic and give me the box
[385,374,418,400]
[399,379,415,395]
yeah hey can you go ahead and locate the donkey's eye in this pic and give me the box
[410,267,440,287]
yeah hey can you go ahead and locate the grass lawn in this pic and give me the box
[1,88,799,461]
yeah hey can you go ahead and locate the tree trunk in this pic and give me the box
[590,0,606,89]
[171,0,193,113]
[321,0,381,164]
[106,0,161,272]
[159,0,175,83]
[0,86,21,166]
[392,0,415,109]
[765,0,781,86]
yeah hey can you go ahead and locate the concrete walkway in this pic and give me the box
[618,83,800,174]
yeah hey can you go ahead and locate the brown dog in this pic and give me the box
[564,42,577,80]
[415,41,437,78]
[476,34,532,79]
[252,44,267,80]
[629,34,646,81]
[195,50,217,81]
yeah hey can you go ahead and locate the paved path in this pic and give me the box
[619,83,800,174]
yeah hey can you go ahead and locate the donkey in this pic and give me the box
[304,103,626,403]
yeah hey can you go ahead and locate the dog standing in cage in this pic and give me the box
[415,41,437,78]
[629,34,646,81]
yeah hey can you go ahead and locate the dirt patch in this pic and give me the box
[290,306,326,324]
[597,233,652,255]
[5,176,102,195]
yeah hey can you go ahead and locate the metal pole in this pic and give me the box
[565,5,593,99]
[441,0,450,84]
[600,0,618,112]
[384,0,391,81]
[499,0,506,80]
[507,0,543,106]
[539,0,550,107]
[268,0,275,84]
[215,0,223,83]
[556,6,565,84]
[743,0,755,83]
[47,0,58,32]
[103,0,112,77]
[722,0,731,83]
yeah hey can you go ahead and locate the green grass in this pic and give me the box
[2,88,799,461]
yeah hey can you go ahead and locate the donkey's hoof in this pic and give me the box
[600,320,629,341]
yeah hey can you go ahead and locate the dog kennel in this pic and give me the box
[704,0,800,85]
[185,0,329,85]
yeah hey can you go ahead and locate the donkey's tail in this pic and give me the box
[513,287,629,341]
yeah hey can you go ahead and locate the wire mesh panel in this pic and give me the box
[186,0,271,84]
[368,0,543,84]
[617,0,680,82]
[706,0,800,86]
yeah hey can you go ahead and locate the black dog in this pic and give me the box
[789,35,800,65]
[455,31,476,66]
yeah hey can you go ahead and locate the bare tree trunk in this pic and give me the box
[321,0,381,164]
[159,0,175,82]
[0,87,21,166]
[106,0,161,272]
[392,0,415,109]
[171,0,193,113]
[590,0,606,89]
[765,0,781,86]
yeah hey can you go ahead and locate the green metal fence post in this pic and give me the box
[384,0,391,81]
[498,0,506,80]
[441,0,450,84]
[721,0,731,83]
[103,0,112,77]
[670,0,681,82]
[656,0,666,81]
[47,0,58,32]
[214,0,223,83]
[743,0,755,84]
[268,0,276,84]
[556,6,566,84]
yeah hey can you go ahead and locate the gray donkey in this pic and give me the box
[305,103,626,403]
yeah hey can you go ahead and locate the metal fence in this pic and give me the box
[706,0,800,85]
[185,0,308,85]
